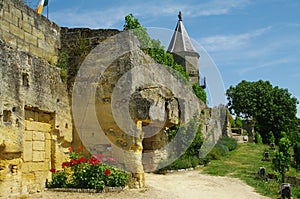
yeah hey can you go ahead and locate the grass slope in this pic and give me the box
[202,143,300,199]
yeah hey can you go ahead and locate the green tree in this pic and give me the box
[255,132,263,144]
[272,133,292,171]
[293,142,300,169]
[267,131,275,144]
[226,80,298,143]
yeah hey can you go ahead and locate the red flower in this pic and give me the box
[62,161,70,168]
[70,159,78,166]
[50,168,56,173]
[105,169,111,176]
[78,145,83,150]
[89,157,100,165]
[78,157,87,163]
[68,147,72,153]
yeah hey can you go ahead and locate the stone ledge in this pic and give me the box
[45,186,127,193]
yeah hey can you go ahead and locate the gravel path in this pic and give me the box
[30,170,270,199]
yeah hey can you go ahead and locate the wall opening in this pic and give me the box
[22,73,29,87]
[3,110,12,124]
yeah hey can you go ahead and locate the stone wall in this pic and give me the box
[0,39,72,196]
[0,0,60,64]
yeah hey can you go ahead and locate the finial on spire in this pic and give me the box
[178,11,182,21]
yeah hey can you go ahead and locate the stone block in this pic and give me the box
[32,141,45,151]
[23,141,32,162]
[22,12,34,26]
[32,151,45,162]
[10,24,24,40]
[45,139,51,159]
[32,131,45,141]
[21,162,48,172]
[4,11,19,25]
[10,7,22,19]
[1,31,17,48]
[24,131,32,141]
[24,32,37,46]
[32,27,45,40]
[25,120,51,132]
[45,132,51,140]
[29,44,43,58]
[0,20,10,33]
[19,22,32,34]
[17,38,30,52]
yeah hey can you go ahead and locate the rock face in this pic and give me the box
[71,31,207,187]
[0,0,72,195]
[0,39,72,196]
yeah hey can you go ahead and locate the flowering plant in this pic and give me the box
[47,146,129,191]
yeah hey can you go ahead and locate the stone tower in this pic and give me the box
[167,11,200,85]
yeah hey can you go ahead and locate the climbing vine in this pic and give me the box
[124,14,189,83]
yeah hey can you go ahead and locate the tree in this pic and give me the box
[226,80,298,143]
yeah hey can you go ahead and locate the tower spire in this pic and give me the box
[178,11,182,21]
[167,11,200,85]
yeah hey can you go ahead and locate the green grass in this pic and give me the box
[202,143,300,199]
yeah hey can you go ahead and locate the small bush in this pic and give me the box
[207,143,229,160]
[255,132,263,144]
[218,137,238,151]
[162,155,200,170]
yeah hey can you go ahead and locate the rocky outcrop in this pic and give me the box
[0,39,72,196]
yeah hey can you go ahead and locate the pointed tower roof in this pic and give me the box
[167,11,198,55]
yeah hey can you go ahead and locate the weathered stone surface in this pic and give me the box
[0,32,72,196]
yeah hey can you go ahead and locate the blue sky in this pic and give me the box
[28,0,300,117]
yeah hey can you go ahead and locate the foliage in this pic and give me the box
[192,83,207,103]
[255,132,263,144]
[235,117,243,128]
[205,137,237,161]
[123,14,191,84]
[162,155,201,170]
[47,146,129,191]
[272,133,292,171]
[47,170,67,188]
[226,80,299,143]
[218,137,238,151]
[293,142,300,169]
[56,51,69,83]
[206,143,229,160]
[161,115,203,170]
[267,131,275,144]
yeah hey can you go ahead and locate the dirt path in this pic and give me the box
[30,170,270,199]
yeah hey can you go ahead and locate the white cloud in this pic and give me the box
[199,26,271,52]
[49,0,250,28]
[238,58,289,75]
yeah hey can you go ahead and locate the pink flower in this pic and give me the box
[105,169,111,176]
[62,161,70,168]
[89,157,100,165]
[50,168,56,173]
[68,147,73,153]
[94,154,104,160]
[78,157,87,163]
[106,157,116,163]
